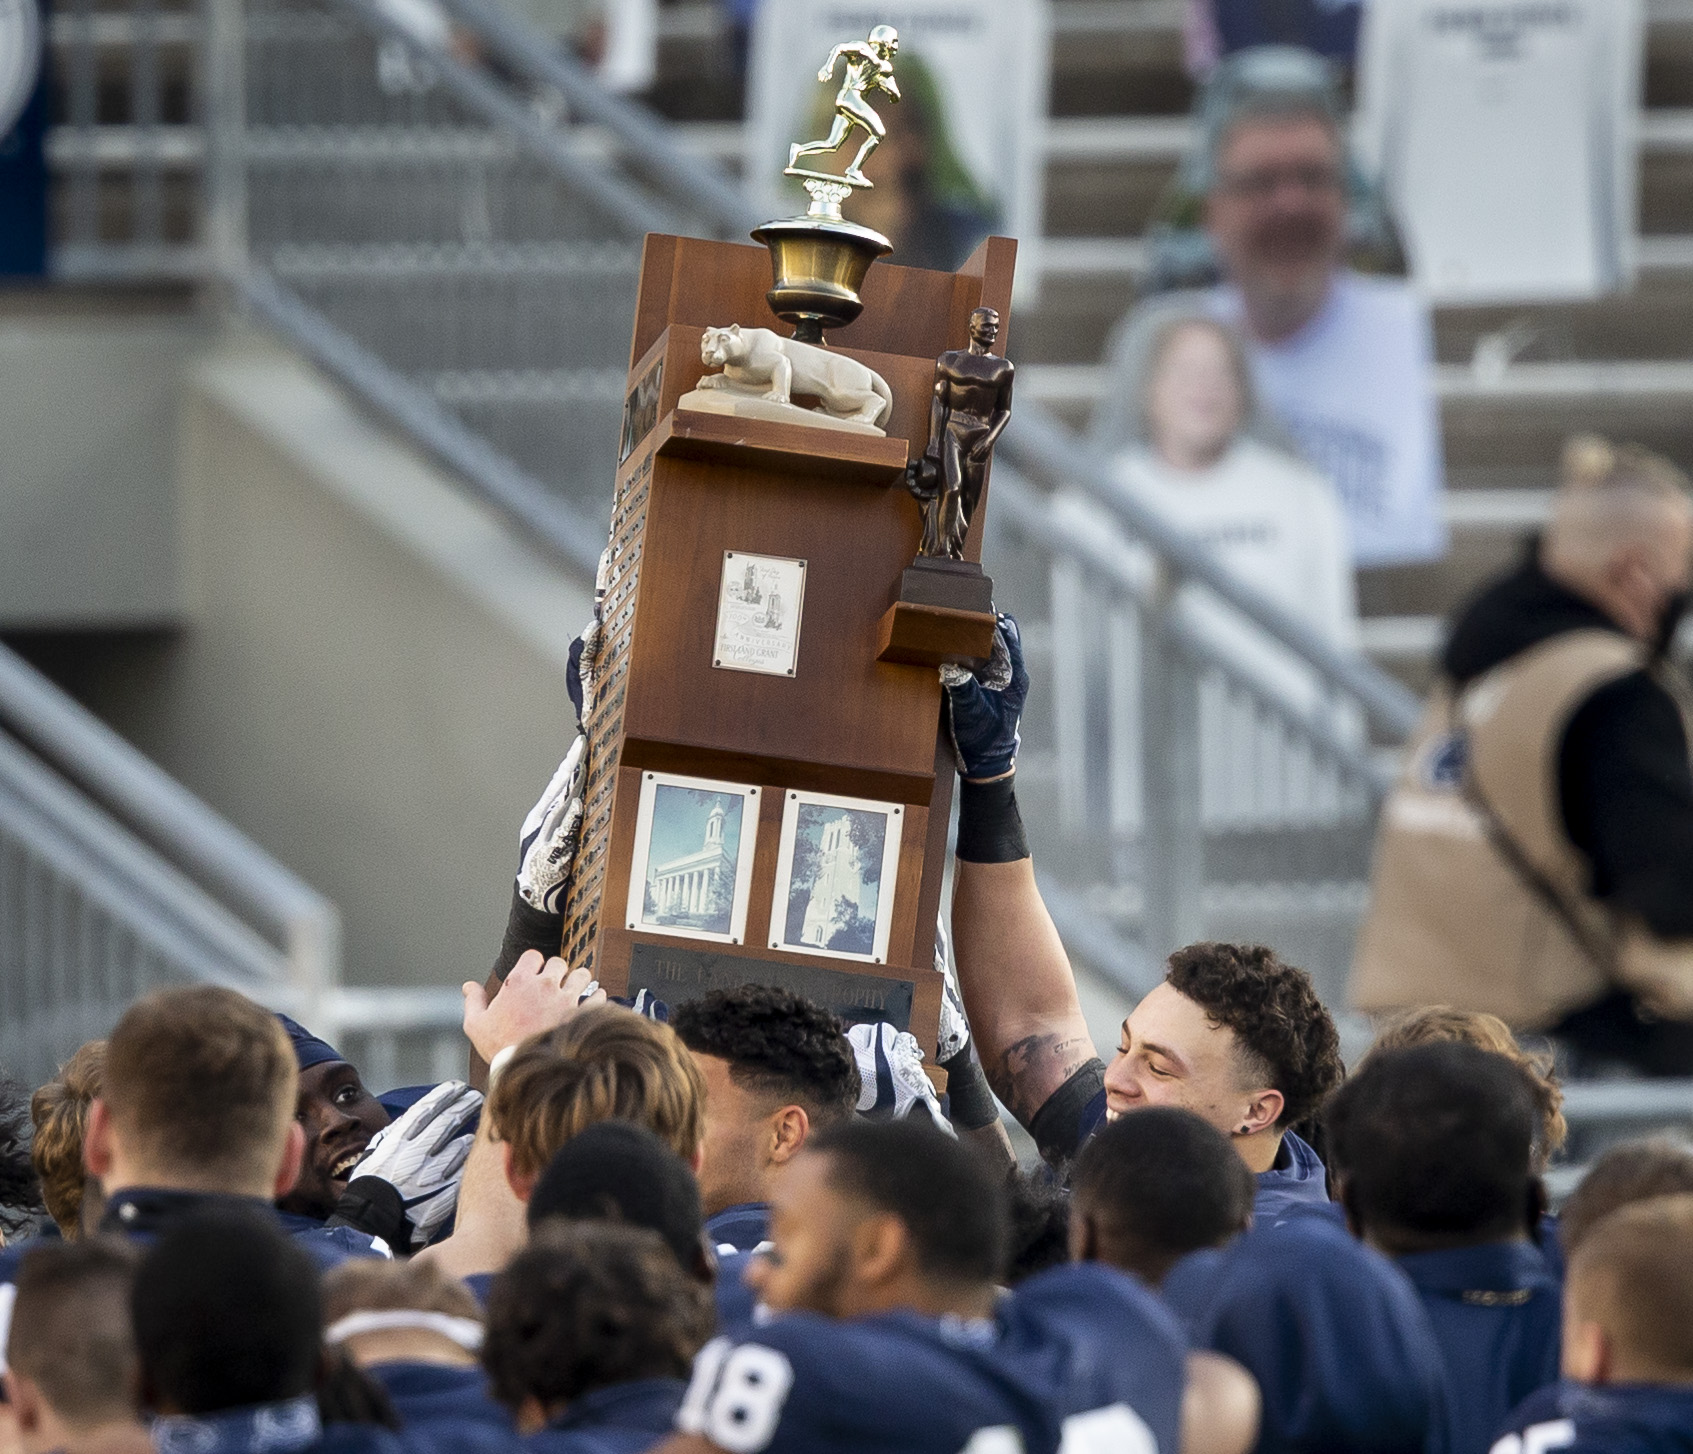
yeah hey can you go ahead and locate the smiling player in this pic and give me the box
[652,1120,1254,1454]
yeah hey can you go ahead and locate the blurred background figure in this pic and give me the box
[1066,312,1358,819]
[1095,46,1444,572]
[1113,315,1356,707]
[1355,0,1642,306]
[800,49,999,273]
[0,0,47,278]
[1184,0,1363,79]
[1353,437,1693,1076]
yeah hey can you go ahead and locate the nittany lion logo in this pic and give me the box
[1417,730,1470,791]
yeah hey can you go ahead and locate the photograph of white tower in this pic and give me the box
[771,790,901,963]
[800,812,866,947]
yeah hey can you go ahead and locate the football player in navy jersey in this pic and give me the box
[131,1210,422,1454]
[4,1240,150,1454]
[670,986,860,1257]
[484,1221,713,1454]
[941,618,1343,1217]
[1503,1137,1693,1434]
[1068,1107,1255,1288]
[66,987,380,1270]
[654,1120,1254,1454]
[275,1017,401,1227]
[1492,1195,1693,1454]
[321,1258,511,1449]
[1161,1207,1450,1454]
[1328,1042,1561,1454]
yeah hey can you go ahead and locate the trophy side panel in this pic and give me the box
[621,454,945,784]
[560,428,657,967]
[630,234,681,371]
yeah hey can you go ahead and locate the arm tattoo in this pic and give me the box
[993,1032,1095,1126]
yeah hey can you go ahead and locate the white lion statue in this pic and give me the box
[693,325,893,430]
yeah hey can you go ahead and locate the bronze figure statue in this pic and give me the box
[906,307,1014,560]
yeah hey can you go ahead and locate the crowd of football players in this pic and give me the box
[0,618,1690,1454]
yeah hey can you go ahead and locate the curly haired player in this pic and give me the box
[1100,944,1345,1221]
[942,617,1345,1218]
[670,986,859,1256]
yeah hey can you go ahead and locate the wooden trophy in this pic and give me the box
[558,30,1014,1056]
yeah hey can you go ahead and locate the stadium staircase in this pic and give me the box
[24,0,1693,1156]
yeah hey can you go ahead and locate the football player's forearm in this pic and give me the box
[951,854,1096,1125]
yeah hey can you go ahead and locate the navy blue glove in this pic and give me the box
[943,613,1027,781]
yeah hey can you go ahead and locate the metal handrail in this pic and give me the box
[0,729,287,994]
[333,0,677,239]
[994,467,1392,792]
[241,268,608,574]
[0,641,340,1007]
[1002,404,1425,743]
[432,0,761,239]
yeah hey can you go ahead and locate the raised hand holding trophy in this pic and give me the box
[559,31,1015,1055]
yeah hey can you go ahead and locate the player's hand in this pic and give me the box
[847,1022,952,1133]
[942,612,1027,782]
[817,65,832,80]
[516,735,586,915]
[462,951,604,1062]
[568,547,614,722]
[348,1081,482,1250]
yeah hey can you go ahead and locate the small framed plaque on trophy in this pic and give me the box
[712,551,806,678]
[769,789,904,965]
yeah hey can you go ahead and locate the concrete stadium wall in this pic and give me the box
[0,289,205,629]
[6,322,593,992]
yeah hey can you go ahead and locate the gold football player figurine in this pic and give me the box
[787,25,901,187]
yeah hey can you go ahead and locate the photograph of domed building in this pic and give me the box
[626,775,759,945]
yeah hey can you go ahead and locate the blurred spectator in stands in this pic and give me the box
[30,1043,104,1239]
[1355,0,1641,306]
[1097,314,1357,721]
[815,51,999,273]
[1096,46,1444,569]
[1352,437,1693,1076]
[1184,0,1363,78]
